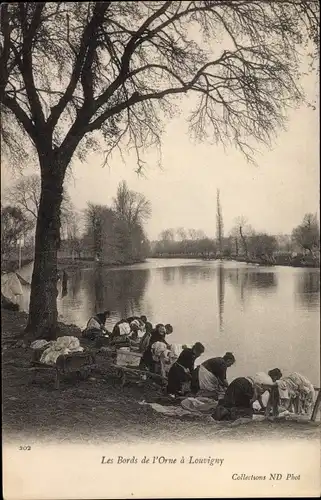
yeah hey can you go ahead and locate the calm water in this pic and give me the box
[18,259,320,386]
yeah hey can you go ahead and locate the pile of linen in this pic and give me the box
[31,336,84,366]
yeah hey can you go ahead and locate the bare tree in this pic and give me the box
[5,174,75,238]
[1,205,33,259]
[113,180,151,229]
[233,216,251,258]
[195,229,207,240]
[176,227,187,241]
[292,213,320,255]
[5,175,40,219]
[229,226,239,256]
[159,229,175,242]
[63,209,82,259]
[84,203,106,260]
[188,229,198,240]
[0,2,319,339]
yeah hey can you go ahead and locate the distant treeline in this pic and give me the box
[150,214,320,268]
[2,173,319,270]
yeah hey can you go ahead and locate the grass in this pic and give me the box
[2,308,320,445]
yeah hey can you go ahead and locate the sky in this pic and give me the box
[1,63,319,243]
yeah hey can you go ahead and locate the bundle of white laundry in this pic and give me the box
[31,336,84,366]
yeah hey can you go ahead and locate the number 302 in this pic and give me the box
[19,445,31,451]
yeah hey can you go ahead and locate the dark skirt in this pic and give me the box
[139,348,156,372]
[191,366,200,394]
[222,377,254,408]
[212,377,254,422]
[82,327,103,341]
[167,363,189,396]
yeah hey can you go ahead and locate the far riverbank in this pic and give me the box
[1,257,147,275]
[149,254,320,269]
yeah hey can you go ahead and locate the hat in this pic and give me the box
[130,319,140,328]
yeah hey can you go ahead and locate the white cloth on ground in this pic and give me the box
[139,401,270,424]
[180,397,218,414]
[138,401,213,420]
[40,336,84,365]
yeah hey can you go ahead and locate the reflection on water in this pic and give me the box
[218,263,225,332]
[85,267,151,319]
[295,271,320,310]
[227,268,277,291]
[61,271,68,299]
[55,267,150,329]
[161,266,176,283]
[17,259,320,385]
[69,269,82,299]
[226,268,277,308]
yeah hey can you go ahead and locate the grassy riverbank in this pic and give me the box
[2,308,320,445]
[2,257,147,274]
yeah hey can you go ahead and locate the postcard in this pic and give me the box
[1,1,320,498]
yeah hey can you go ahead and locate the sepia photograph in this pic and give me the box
[1,1,320,498]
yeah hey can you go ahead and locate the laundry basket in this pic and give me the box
[116,349,142,367]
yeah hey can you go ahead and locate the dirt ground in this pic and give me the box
[2,308,320,445]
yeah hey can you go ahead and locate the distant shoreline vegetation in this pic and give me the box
[149,215,320,270]
[2,253,319,275]
[2,201,319,274]
[148,254,320,269]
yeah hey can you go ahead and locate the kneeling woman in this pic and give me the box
[82,311,110,341]
[167,343,205,397]
[212,372,277,422]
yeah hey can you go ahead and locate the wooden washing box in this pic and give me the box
[29,349,97,390]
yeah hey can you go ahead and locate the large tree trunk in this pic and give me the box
[25,157,66,341]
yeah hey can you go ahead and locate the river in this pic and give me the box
[17,258,320,387]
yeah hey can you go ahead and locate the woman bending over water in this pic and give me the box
[212,369,282,422]
[82,311,110,341]
[191,352,235,398]
[273,372,315,415]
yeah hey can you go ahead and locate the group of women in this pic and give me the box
[83,311,316,422]
[168,349,316,421]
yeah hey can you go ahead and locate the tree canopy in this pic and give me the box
[292,213,320,254]
[1,1,319,170]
